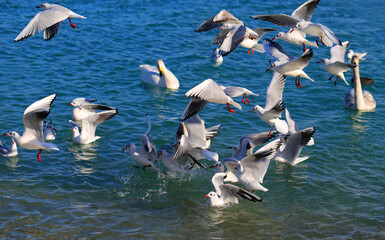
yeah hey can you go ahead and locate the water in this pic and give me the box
[0,0,384,238]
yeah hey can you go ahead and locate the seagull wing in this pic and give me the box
[265,72,286,110]
[330,41,350,63]
[211,29,231,45]
[281,48,313,72]
[250,14,300,29]
[285,109,298,133]
[180,98,209,122]
[291,0,320,21]
[263,38,294,62]
[22,94,56,142]
[221,184,262,202]
[318,23,342,46]
[218,25,246,56]
[14,8,69,42]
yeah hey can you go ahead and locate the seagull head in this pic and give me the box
[3,131,20,139]
[36,3,51,10]
[316,59,326,64]
[272,32,284,41]
[265,60,275,72]
[204,191,218,199]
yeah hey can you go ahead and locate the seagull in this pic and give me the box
[347,50,368,61]
[293,21,342,47]
[68,97,117,121]
[251,0,320,52]
[205,172,262,207]
[3,94,59,163]
[180,79,242,121]
[230,131,277,160]
[250,72,288,136]
[69,108,118,144]
[344,56,376,111]
[263,39,314,88]
[122,115,157,170]
[14,3,86,42]
[220,85,259,105]
[43,120,56,141]
[0,140,18,157]
[156,149,189,173]
[316,41,355,86]
[212,23,260,57]
[173,115,220,169]
[237,139,282,192]
[239,28,278,54]
[275,126,316,166]
[274,109,315,166]
[139,60,180,89]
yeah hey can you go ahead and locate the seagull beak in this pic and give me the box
[3,133,9,136]
[248,109,255,115]
[36,5,41,8]
[204,195,209,197]
[272,37,276,40]
[315,60,321,63]
[265,67,272,72]
[218,27,223,30]
[71,129,74,132]
[290,29,295,33]
[67,103,72,106]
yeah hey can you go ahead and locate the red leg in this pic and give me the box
[142,164,152,171]
[244,93,250,104]
[328,75,334,80]
[68,18,76,29]
[37,149,42,163]
[316,37,319,47]
[267,126,274,137]
[295,77,298,87]
[188,162,196,170]
[248,49,251,55]
[242,94,246,105]
[302,43,306,52]
[321,36,325,46]
[334,76,339,86]
[297,76,302,88]
[252,49,254,55]
[226,103,236,113]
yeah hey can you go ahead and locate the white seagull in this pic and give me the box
[180,79,242,121]
[220,85,259,105]
[263,38,314,88]
[293,21,342,47]
[230,131,276,160]
[237,139,282,192]
[250,72,288,137]
[344,56,376,111]
[3,94,59,163]
[69,108,118,145]
[211,48,224,66]
[0,140,18,157]
[139,60,180,89]
[251,0,320,52]
[122,115,158,170]
[14,3,86,42]
[43,120,56,141]
[68,97,117,121]
[195,9,244,33]
[274,109,315,166]
[316,41,355,86]
[205,172,262,207]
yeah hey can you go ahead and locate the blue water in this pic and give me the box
[0,0,384,238]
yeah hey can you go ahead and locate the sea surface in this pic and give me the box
[0,0,384,239]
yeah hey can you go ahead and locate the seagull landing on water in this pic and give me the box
[205,172,262,207]
[14,3,86,42]
[3,94,59,163]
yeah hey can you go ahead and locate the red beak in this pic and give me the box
[204,195,209,197]
[3,133,8,136]
[272,37,276,40]
[290,29,295,33]
[67,103,72,105]
[218,27,223,30]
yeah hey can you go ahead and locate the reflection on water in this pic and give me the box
[5,156,20,169]
[67,143,99,175]
[350,111,369,133]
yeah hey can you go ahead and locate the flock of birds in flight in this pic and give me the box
[2,1,376,206]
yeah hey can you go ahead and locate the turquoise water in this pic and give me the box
[0,0,384,238]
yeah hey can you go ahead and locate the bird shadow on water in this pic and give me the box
[67,143,100,175]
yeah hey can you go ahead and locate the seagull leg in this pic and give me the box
[37,149,42,163]
[68,18,76,29]
[188,161,196,170]
[226,103,236,113]
[267,126,274,137]
[321,36,325,46]
[297,76,302,88]
[242,94,246,105]
[302,43,306,52]
[334,76,339,86]
[283,163,290,170]
[244,93,250,104]
[252,49,254,55]
[328,75,334,81]
[295,77,298,87]
[248,49,251,55]
[316,37,319,47]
